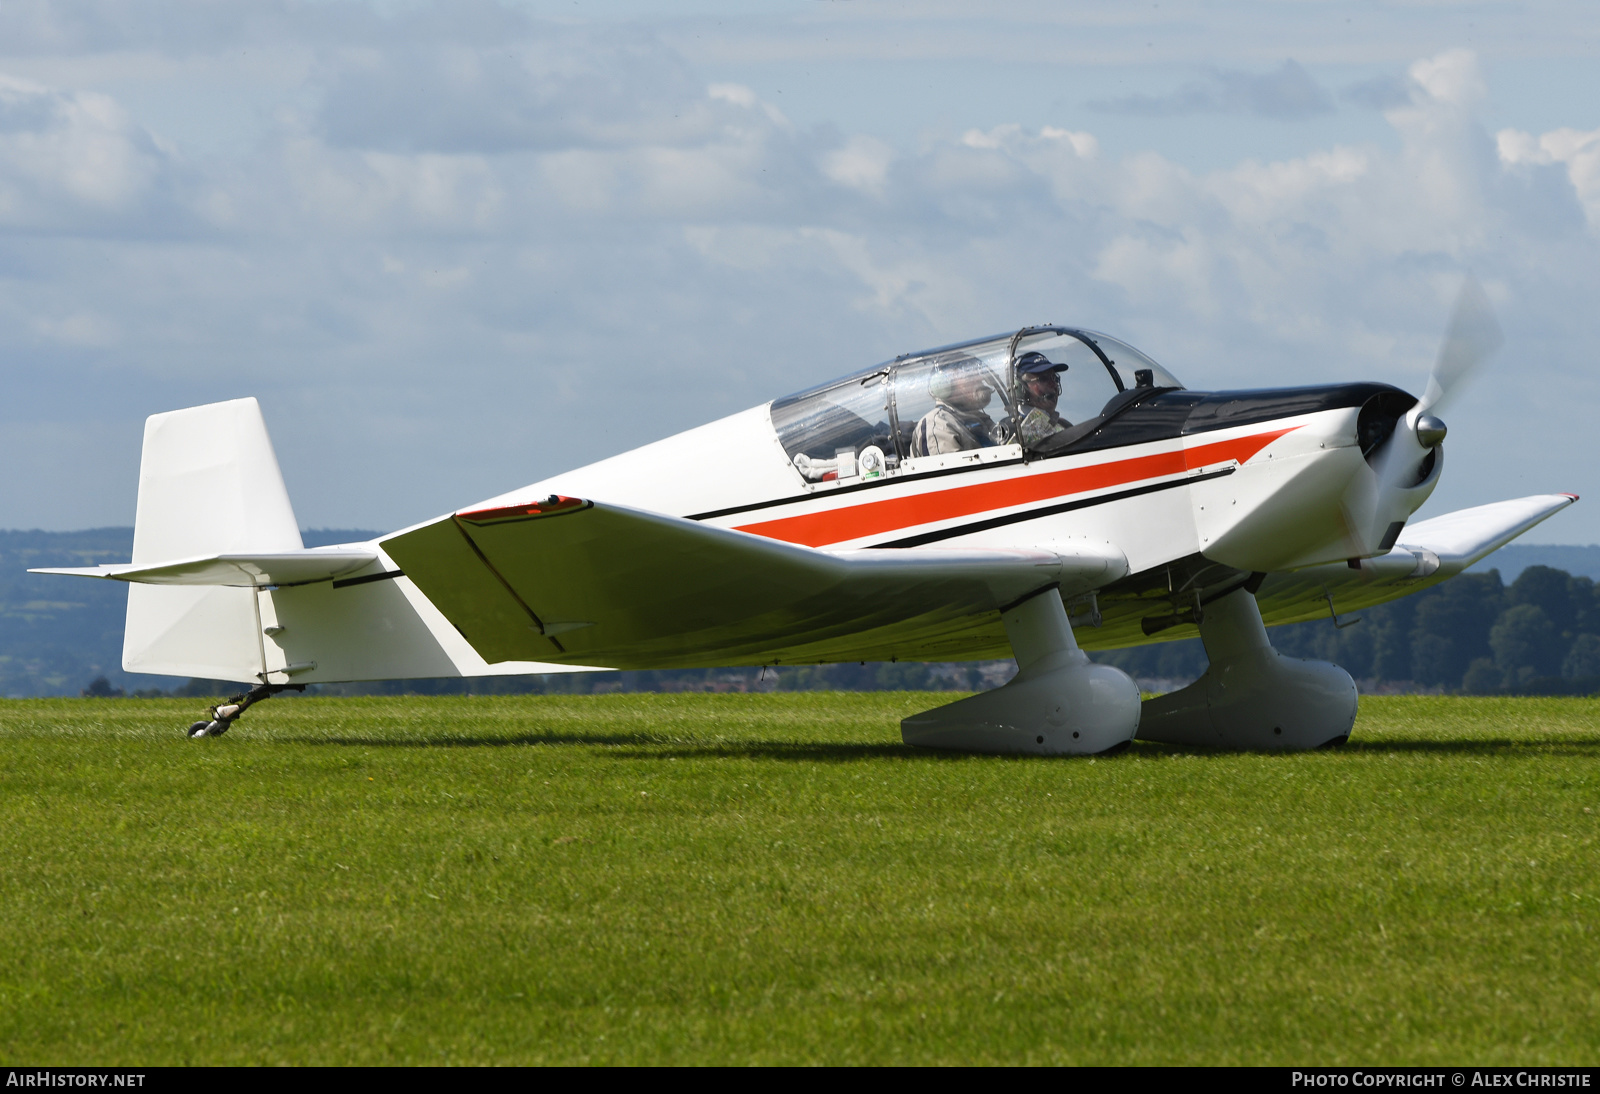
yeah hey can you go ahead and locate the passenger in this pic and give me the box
[1011,351,1070,448]
[909,357,997,456]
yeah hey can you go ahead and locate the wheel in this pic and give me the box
[187,721,211,738]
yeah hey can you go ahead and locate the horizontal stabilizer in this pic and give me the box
[382,496,1127,668]
[32,549,378,587]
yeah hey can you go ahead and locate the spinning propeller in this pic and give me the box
[1418,273,1503,420]
[1344,274,1504,555]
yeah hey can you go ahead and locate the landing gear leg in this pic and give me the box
[1137,587,1357,750]
[901,587,1141,755]
[187,682,306,738]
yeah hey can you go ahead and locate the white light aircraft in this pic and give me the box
[36,280,1575,751]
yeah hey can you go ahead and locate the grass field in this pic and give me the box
[1,692,1598,1065]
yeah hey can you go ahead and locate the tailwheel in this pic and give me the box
[184,682,305,739]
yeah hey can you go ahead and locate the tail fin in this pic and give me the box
[125,398,301,681]
[132,397,302,563]
[41,396,583,687]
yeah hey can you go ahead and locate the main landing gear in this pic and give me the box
[187,682,306,738]
[1137,586,1357,750]
[901,582,1359,756]
[901,586,1142,756]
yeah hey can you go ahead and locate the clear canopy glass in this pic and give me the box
[769,328,1182,483]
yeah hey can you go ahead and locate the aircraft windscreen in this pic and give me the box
[1079,331,1182,392]
[1005,329,1183,454]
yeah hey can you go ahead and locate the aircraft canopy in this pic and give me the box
[769,328,1182,485]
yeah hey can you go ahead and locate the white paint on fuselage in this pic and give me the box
[463,396,1405,580]
[471,404,799,519]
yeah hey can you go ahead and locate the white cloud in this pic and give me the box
[0,74,180,230]
[822,134,894,195]
[708,82,790,128]
[1040,127,1098,160]
[1498,125,1600,227]
[315,38,688,153]
[278,139,506,232]
[1408,49,1486,110]
[0,20,1597,546]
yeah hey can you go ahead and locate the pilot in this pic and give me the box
[1011,351,1070,448]
[909,357,997,456]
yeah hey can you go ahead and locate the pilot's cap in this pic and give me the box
[1016,351,1067,376]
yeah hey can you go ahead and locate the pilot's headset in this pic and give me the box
[928,355,990,406]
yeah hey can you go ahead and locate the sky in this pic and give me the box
[3,0,1600,543]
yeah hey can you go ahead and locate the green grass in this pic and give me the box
[1,692,1598,1065]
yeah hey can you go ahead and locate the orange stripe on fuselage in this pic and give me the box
[734,427,1297,548]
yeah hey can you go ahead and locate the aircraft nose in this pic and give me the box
[1415,414,1447,449]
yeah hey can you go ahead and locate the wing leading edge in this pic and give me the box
[380,497,1127,669]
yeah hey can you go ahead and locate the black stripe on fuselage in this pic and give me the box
[685,454,1026,522]
[866,467,1236,549]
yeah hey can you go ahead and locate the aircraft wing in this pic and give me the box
[380,496,1126,669]
[1252,493,1580,627]
[31,549,379,587]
